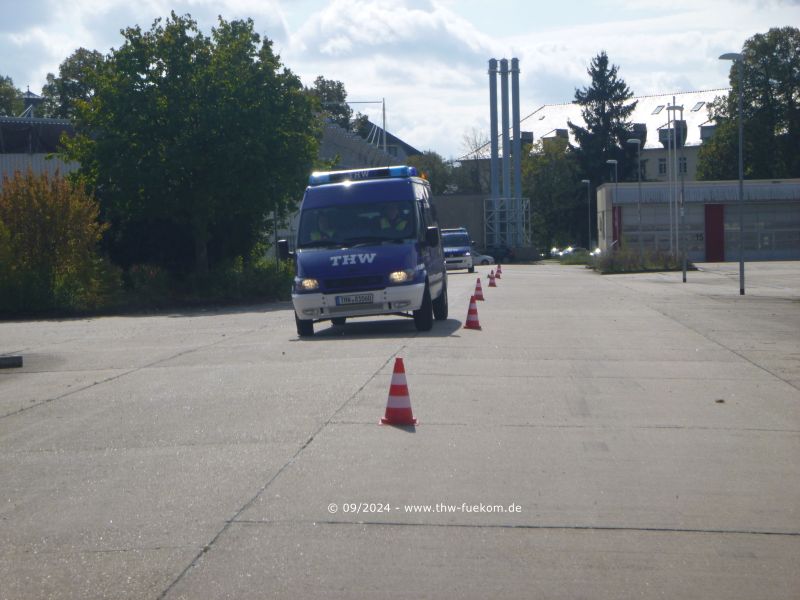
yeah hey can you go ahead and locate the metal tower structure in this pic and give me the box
[486,57,530,250]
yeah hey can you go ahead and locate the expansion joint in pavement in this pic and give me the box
[156,341,414,599]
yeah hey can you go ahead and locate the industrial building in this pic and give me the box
[0,92,78,189]
[527,89,727,183]
[596,179,800,261]
[447,84,800,263]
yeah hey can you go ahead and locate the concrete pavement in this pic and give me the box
[1,262,799,599]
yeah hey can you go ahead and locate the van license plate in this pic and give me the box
[336,294,373,306]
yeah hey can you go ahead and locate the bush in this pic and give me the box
[559,250,591,265]
[0,170,119,313]
[183,255,294,303]
[122,255,294,308]
[592,247,692,274]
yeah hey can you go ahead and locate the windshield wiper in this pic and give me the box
[297,240,344,249]
[341,236,393,247]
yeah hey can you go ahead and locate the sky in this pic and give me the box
[1,0,798,159]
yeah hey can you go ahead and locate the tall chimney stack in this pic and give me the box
[500,59,511,199]
[488,59,499,202]
[511,58,521,201]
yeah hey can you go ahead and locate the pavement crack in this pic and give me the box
[0,324,273,421]
[236,519,800,538]
[156,342,411,599]
[645,303,800,393]
[605,277,800,393]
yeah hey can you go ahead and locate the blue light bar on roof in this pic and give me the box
[308,165,418,186]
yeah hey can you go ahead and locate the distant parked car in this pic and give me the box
[485,245,514,263]
[471,249,495,265]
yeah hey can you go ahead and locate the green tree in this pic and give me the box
[521,137,583,249]
[451,128,490,194]
[64,13,319,275]
[307,76,352,129]
[408,151,451,195]
[0,170,112,311]
[0,75,23,116]
[697,26,800,180]
[569,52,637,174]
[568,51,637,243]
[349,112,372,139]
[40,48,105,119]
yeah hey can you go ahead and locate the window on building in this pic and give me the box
[658,158,667,175]
[652,105,665,115]
[679,156,687,174]
[691,101,705,112]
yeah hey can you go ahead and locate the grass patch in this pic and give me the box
[1,256,294,319]
[592,248,695,274]
[559,251,592,265]
[120,256,293,309]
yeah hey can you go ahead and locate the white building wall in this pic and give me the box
[0,154,79,190]
[597,179,800,261]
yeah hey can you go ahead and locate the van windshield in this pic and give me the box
[441,232,470,247]
[297,200,416,249]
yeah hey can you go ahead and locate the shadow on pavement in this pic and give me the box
[293,317,463,341]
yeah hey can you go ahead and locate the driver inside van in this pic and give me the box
[379,203,409,234]
[310,212,336,241]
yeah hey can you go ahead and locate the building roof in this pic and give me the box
[318,120,398,169]
[359,119,422,157]
[522,89,729,150]
[0,117,75,153]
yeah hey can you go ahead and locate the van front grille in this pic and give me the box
[324,275,384,290]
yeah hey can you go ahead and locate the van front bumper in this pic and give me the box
[445,256,473,270]
[293,283,426,321]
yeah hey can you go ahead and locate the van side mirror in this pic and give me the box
[425,226,440,247]
[277,239,292,260]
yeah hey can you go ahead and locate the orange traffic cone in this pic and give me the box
[474,277,485,301]
[488,270,497,287]
[380,358,418,426]
[495,264,502,279]
[463,295,482,330]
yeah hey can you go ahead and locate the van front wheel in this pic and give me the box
[432,279,448,321]
[295,313,314,337]
[413,285,434,331]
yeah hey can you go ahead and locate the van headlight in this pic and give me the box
[388,269,415,284]
[296,277,319,291]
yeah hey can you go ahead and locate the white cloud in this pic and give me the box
[1,0,289,90]
[2,0,799,157]
[287,0,498,60]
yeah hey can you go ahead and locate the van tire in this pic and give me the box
[432,279,448,321]
[413,285,434,331]
[468,265,475,273]
[295,313,314,337]
[331,317,346,325]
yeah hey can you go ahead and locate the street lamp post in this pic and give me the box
[720,52,745,295]
[626,139,643,263]
[581,179,591,250]
[606,159,618,251]
[666,104,685,281]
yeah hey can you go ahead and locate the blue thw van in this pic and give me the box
[441,227,475,273]
[278,166,448,337]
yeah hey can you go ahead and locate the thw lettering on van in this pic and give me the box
[329,253,377,267]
